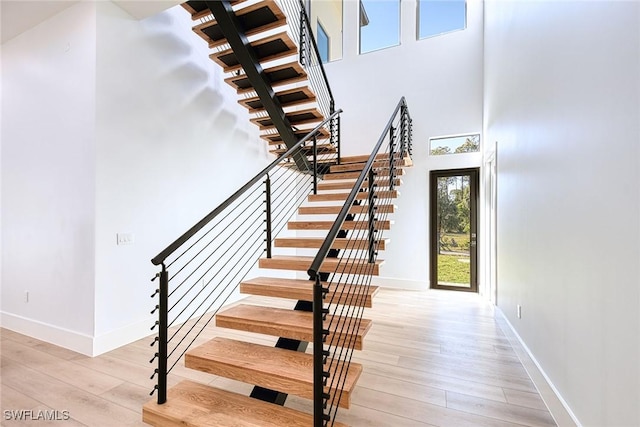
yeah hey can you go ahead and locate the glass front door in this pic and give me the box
[430,168,478,291]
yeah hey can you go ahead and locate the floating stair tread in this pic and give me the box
[259,255,384,276]
[339,153,403,164]
[226,62,308,94]
[287,220,392,230]
[181,0,248,21]
[324,168,405,180]
[317,178,403,191]
[211,32,297,74]
[216,304,372,350]
[298,204,397,215]
[329,158,409,174]
[240,86,316,113]
[240,276,380,307]
[274,237,388,251]
[250,107,324,131]
[143,379,349,427]
[264,127,329,144]
[193,2,287,48]
[269,143,335,156]
[185,337,362,408]
[308,190,399,202]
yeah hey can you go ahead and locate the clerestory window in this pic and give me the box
[418,0,466,39]
[359,0,400,54]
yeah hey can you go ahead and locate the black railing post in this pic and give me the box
[265,174,273,258]
[389,126,396,191]
[312,136,319,195]
[299,9,307,66]
[367,168,377,264]
[400,104,407,157]
[313,275,325,427]
[157,265,168,404]
[334,110,341,165]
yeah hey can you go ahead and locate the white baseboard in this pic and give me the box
[92,317,155,356]
[1,311,94,356]
[495,308,581,427]
[370,276,427,290]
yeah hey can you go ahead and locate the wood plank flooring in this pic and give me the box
[0,289,556,426]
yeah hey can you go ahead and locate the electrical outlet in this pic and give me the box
[517,304,522,319]
[117,232,135,245]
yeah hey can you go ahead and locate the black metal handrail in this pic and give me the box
[152,110,342,266]
[149,110,342,404]
[308,97,412,426]
[308,98,409,277]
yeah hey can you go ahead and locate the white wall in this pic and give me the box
[1,1,271,355]
[1,2,97,352]
[484,1,640,425]
[324,0,484,287]
[93,2,268,354]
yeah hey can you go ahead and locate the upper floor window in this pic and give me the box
[317,21,330,63]
[310,0,343,62]
[359,0,400,54]
[418,0,466,39]
[429,134,480,156]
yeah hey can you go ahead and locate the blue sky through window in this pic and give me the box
[359,0,400,54]
[419,0,466,39]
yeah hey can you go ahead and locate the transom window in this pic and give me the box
[429,134,480,156]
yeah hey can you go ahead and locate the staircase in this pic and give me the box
[143,152,412,426]
[184,0,338,167]
[142,1,413,425]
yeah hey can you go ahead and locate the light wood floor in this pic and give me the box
[0,289,557,426]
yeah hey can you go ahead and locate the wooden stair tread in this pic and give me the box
[298,204,397,215]
[317,178,402,191]
[287,220,392,230]
[274,237,388,251]
[226,62,308,94]
[193,1,287,49]
[324,168,404,180]
[329,158,409,174]
[216,304,372,350]
[143,379,349,427]
[264,127,329,144]
[339,153,402,164]
[308,190,399,202]
[186,337,362,408]
[250,107,324,131]
[240,86,316,113]
[240,276,380,307]
[270,143,335,156]
[259,255,384,276]
[181,0,248,21]
[211,32,297,74]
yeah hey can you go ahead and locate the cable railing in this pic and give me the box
[276,0,340,163]
[149,110,342,404]
[308,97,413,426]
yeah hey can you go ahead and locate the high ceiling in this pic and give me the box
[1,0,182,44]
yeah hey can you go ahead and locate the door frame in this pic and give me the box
[429,168,479,292]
